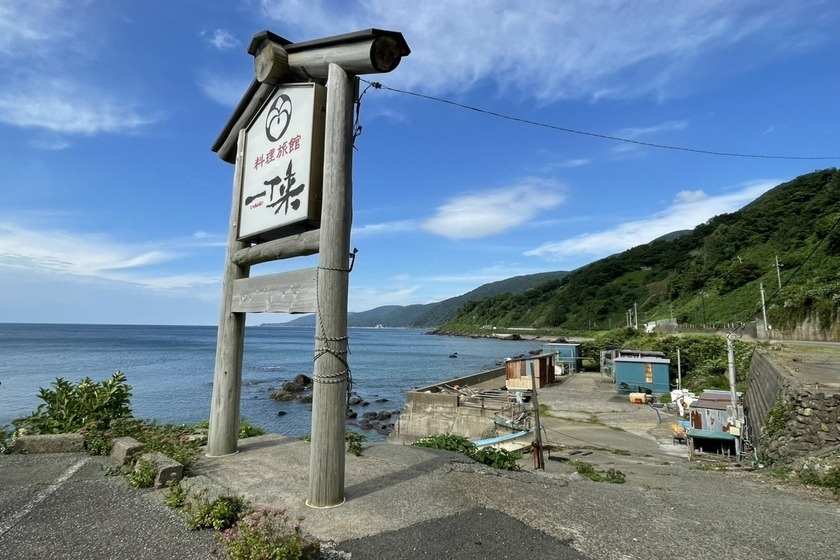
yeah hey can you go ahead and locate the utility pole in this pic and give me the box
[760,282,769,338]
[775,256,782,290]
[634,302,638,329]
[701,292,706,325]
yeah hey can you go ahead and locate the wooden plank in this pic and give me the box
[231,268,317,314]
[231,229,320,267]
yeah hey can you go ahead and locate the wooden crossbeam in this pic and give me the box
[231,268,316,314]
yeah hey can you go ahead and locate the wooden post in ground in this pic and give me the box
[208,130,250,457]
[530,361,545,470]
[307,63,355,508]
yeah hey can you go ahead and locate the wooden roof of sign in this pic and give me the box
[212,28,410,164]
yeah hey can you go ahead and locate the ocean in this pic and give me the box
[0,323,540,441]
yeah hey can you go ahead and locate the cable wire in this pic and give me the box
[361,79,840,161]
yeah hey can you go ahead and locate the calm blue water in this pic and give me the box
[0,324,539,441]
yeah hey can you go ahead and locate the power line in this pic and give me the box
[361,79,840,161]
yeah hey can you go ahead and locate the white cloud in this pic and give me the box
[525,179,777,261]
[205,28,239,50]
[422,178,565,239]
[0,222,218,291]
[257,0,834,101]
[557,158,591,168]
[674,190,708,204]
[615,120,689,140]
[0,1,88,59]
[352,220,418,237]
[0,83,157,135]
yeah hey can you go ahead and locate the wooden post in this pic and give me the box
[207,130,250,457]
[307,63,355,508]
[530,360,545,470]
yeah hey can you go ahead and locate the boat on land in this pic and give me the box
[472,428,533,450]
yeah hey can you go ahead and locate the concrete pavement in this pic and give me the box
[3,371,839,559]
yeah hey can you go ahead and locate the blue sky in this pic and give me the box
[1,1,839,326]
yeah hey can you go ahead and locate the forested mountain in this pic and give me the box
[443,168,840,332]
[274,271,569,328]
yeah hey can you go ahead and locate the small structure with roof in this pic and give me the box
[610,349,670,395]
[505,354,555,390]
[541,342,580,375]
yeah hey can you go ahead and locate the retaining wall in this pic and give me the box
[746,349,840,465]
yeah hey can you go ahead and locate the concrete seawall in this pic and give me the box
[388,367,507,445]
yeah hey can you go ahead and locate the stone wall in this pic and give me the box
[746,349,840,465]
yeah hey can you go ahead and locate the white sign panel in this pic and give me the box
[238,83,326,240]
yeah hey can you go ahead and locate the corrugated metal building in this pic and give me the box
[614,355,671,395]
[686,390,743,460]
[505,354,555,390]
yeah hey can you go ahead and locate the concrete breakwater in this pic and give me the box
[388,366,508,445]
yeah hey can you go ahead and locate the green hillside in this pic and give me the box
[442,168,840,333]
[277,270,569,328]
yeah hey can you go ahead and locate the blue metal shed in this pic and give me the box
[614,356,670,395]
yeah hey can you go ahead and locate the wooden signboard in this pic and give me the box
[239,83,326,240]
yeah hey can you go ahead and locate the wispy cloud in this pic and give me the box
[204,28,240,50]
[257,0,835,101]
[352,220,418,237]
[615,120,689,140]
[524,179,777,262]
[422,178,565,239]
[0,4,156,136]
[0,222,217,291]
[557,158,592,168]
[0,80,158,135]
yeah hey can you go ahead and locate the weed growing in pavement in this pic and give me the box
[569,460,626,483]
[299,431,367,456]
[164,481,188,509]
[344,431,365,456]
[766,467,794,480]
[186,495,247,531]
[212,507,319,560]
[128,456,157,488]
[193,417,265,439]
[797,467,840,495]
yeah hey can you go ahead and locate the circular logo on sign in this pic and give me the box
[265,94,292,142]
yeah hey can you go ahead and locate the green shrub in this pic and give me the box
[213,507,319,560]
[187,495,247,531]
[412,433,477,456]
[345,431,365,456]
[472,447,522,471]
[85,418,201,472]
[13,372,132,435]
[412,433,522,471]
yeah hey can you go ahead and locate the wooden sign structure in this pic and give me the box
[208,29,409,508]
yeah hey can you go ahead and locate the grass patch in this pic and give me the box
[569,460,625,483]
[412,433,522,471]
